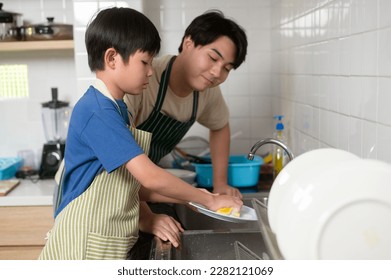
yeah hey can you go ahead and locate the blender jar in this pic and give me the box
[41,88,71,143]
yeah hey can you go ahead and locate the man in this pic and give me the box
[125,9,247,195]
[125,10,248,259]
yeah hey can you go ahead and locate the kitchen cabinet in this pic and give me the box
[0,205,53,260]
[0,179,55,260]
[0,40,74,52]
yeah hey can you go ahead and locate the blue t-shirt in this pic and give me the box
[55,86,144,217]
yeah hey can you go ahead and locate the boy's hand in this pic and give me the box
[139,213,184,248]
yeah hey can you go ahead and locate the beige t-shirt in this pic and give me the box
[124,55,229,130]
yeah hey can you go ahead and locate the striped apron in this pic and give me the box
[39,127,152,260]
[137,56,199,164]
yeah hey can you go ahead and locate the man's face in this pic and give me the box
[182,36,236,91]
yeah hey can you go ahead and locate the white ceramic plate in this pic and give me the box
[188,202,258,223]
[276,159,391,259]
[268,148,358,234]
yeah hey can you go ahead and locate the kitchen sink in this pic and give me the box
[149,192,283,260]
[151,230,266,260]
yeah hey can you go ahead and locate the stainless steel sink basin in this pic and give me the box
[151,230,266,260]
[149,192,282,260]
[173,230,265,260]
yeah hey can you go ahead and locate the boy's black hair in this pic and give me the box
[86,7,161,71]
[178,9,247,69]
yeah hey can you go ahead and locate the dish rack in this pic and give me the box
[234,241,262,260]
[251,198,284,260]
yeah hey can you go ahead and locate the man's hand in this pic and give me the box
[213,184,243,198]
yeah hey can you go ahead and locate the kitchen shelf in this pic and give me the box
[0,40,74,52]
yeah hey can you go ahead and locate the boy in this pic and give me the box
[39,7,242,260]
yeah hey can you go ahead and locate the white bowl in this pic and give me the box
[165,168,196,184]
[276,159,391,259]
[268,148,358,234]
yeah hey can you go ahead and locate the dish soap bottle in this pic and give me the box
[273,115,287,180]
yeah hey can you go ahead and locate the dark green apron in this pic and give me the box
[137,56,199,164]
[128,56,200,260]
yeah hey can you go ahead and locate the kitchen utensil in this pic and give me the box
[23,17,73,41]
[0,2,22,41]
[276,158,391,260]
[17,149,36,171]
[188,202,257,223]
[39,88,72,179]
[193,154,263,188]
[173,147,211,164]
[268,148,359,234]
[171,136,210,169]
[0,179,20,196]
[41,88,71,143]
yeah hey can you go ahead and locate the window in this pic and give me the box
[0,64,29,99]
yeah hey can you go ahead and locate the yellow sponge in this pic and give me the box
[216,207,233,215]
[216,207,240,217]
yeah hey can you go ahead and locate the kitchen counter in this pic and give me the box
[0,179,55,207]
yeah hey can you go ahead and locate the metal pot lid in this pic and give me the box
[29,17,73,35]
[0,3,21,23]
[33,17,73,28]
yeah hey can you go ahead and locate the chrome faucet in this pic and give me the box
[247,138,294,161]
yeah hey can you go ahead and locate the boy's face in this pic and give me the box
[115,50,154,95]
[182,35,236,91]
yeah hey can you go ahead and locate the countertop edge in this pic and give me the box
[0,179,55,207]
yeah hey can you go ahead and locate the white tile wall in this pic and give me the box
[4,0,389,165]
[272,0,391,164]
[73,0,274,156]
[142,0,274,154]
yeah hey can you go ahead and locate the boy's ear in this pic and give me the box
[104,48,117,69]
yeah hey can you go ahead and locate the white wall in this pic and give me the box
[72,0,273,156]
[0,0,76,167]
[3,0,390,166]
[0,0,272,161]
[141,0,273,155]
[271,0,391,163]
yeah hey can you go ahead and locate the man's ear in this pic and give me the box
[104,48,117,69]
[182,36,194,51]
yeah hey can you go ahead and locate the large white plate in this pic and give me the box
[276,159,391,259]
[188,202,258,223]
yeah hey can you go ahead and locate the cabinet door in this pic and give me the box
[0,206,53,259]
[0,247,45,260]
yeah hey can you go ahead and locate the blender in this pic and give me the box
[39,88,71,179]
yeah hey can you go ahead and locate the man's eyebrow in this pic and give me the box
[211,48,223,58]
[211,48,234,66]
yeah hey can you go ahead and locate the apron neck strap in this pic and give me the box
[155,56,176,111]
[155,56,199,120]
